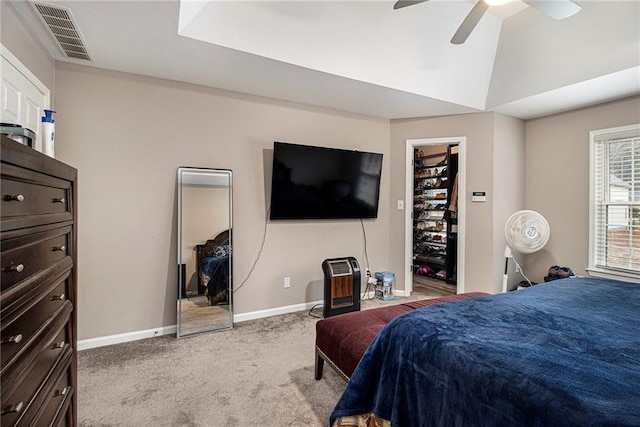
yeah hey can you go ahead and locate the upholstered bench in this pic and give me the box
[314,292,488,381]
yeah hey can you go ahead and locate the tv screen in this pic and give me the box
[269,142,383,220]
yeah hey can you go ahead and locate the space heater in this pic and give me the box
[321,257,361,317]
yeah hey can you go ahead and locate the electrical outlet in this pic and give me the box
[284,277,291,288]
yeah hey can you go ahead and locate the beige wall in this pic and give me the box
[53,63,390,340]
[1,2,55,97]
[492,114,526,290]
[389,112,523,294]
[6,6,638,342]
[524,96,640,281]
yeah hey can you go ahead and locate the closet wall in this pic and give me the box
[389,112,526,295]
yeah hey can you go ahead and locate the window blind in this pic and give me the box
[591,126,639,276]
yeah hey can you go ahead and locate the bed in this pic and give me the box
[331,277,640,426]
[195,229,231,305]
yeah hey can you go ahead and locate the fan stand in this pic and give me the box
[501,246,512,293]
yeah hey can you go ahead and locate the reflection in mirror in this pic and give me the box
[177,167,233,337]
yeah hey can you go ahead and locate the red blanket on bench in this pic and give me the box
[315,293,488,381]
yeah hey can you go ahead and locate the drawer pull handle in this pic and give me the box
[3,263,24,273]
[54,386,71,397]
[1,334,23,344]
[53,245,66,252]
[1,401,24,415]
[4,194,25,202]
[52,293,66,301]
[52,341,65,349]
[53,197,65,203]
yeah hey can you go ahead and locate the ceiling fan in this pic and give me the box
[393,0,581,44]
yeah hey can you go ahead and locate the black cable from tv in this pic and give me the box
[360,219,375,301]
[233,206,270,294]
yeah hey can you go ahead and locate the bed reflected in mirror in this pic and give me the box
[177,167,233,337]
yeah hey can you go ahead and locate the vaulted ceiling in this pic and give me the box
[9,0,640,119]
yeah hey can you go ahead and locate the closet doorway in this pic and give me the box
[404,137,466,296]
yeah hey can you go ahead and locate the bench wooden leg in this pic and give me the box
[315,347,324,380]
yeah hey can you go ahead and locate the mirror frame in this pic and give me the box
[177,167,233,337]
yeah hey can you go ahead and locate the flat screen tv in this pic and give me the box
[269,142,383,220]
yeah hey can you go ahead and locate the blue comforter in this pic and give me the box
[331,277,640,426]
[200,255,230,298]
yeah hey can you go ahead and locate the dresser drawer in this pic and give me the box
[1,177,69,218]
[1,324,71,426]
[30,360,73,427]
[1,280,69,371]
[1,227,70,294]
[1,301,72,397]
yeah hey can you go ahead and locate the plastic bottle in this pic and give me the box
[41,109,56,157]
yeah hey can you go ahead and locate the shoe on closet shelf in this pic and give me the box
[417,265,433,275]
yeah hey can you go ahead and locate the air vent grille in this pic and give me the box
[33,2,92,61]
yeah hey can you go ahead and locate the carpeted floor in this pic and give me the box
[78,290,437,426]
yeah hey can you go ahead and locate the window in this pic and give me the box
[589,124,640,281]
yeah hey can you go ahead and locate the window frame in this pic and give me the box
[588,123,640,282]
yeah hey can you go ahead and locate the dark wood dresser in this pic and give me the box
[1,135,77,426]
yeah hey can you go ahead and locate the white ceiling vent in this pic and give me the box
[32,2,92,61]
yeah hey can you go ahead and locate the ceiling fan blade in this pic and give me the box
[451,0,489,45]
[393,0,429,10]
[524,0,581,20]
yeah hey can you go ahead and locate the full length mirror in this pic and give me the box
[177,167,233,337]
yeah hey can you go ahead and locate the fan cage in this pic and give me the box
[505,210,550,254]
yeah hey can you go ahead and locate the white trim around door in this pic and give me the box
[405,137,466,295]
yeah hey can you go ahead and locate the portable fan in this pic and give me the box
[502,210,550,292]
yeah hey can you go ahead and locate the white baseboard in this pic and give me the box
[77,325,177,351]
[232,299,324,323]
[78,292,407,351]
[78,300,323,351]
